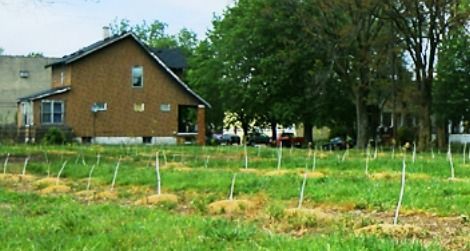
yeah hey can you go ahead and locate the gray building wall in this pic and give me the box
[0,56,57,124]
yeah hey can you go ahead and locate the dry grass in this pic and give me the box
[263,170,290,177]
[134,194,178,205]
[284,208,335,222]
[207,199,255,215]
[34,177,61,187]
[299,171,325,179]
[355,223,426,238]
[95,191,118,200]
[39,184,71,194]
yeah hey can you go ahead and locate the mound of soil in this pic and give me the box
[299,171,325,179]
[0,174,13,181]
[134,194,178,205]
[75,190,95,200]
[355,223,426,238]
[10,174,36,182]
[264,170,290,176]
[240,168,258,174]
[95,191,118,200]
[284,208,334,222]
[34,177,61,187]
[371,172,429,180]
[39,184,71,194]
[208,199,254,215]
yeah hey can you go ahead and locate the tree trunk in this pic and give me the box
[417,78,432,151]
[437,125,446,151]
[304,121,313,146]
[271,121,277,142]
[241,121,249,145]
[355,88,369,149]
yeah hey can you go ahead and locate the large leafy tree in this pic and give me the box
[109,18,198,58]
[434,27,470,146]
[301,0,396,148]
[384,0,469,150]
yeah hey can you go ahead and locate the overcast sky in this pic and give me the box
[0,0,232,57]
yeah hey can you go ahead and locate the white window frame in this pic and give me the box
[41,100,64,124]
[134,103,145,112]
[131,66,144,88]
[92,102,107,112]
[21,101,33,126]
[160,104,171,112]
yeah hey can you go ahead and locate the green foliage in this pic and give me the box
[433,28,470,125]
[41,127,67,145]
[396,127,416,145]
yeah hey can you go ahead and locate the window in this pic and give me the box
[91,102,107,112]
[132,66,143,87]
[19,70,30,78]
[60,71,64,85]
[134,103,145,112]
[41,100,64,124]
[160,104,171,112]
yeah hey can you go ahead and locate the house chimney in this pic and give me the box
[102,26,110,39]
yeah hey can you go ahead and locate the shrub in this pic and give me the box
[42,127,67,145]
[396,127,416,146]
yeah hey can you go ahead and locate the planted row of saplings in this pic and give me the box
[1,150,435,236]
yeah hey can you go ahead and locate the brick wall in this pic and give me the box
[45,37,203,138]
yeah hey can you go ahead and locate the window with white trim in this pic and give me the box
[92,102,107,112]
[131,66,143,87]
[41,100,64,124]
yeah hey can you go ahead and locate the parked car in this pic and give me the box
[322,136,354,150]
[275,132,304,148]
[247,132,271,146]
[218,134,241,145]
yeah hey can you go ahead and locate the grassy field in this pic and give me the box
[0,144,469,250]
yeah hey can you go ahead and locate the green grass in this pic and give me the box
[0,144,469,250]
[0,189,438,251]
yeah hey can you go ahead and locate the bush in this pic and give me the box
[396,127,416,146]
[42,127,67,145]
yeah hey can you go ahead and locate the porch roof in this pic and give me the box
[18,86,71,102]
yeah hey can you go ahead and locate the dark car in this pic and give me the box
[247,132,271,146]
[322,136,353,150]
[218,134,241,145]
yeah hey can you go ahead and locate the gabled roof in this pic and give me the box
[45,32,210,108]
[18,86,71,102]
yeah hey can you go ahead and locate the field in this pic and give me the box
[0,144,469,250]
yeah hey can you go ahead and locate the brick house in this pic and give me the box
[17,32,210,144]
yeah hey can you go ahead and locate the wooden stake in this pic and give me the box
[3,153,10,175]
[110,156,122,191]
[312,150,317,171]
[298,173,308,209]
[412,142,416,164]
[21,156,30,176]
[155,152,161,195]
[277,141,283,170]
[86,164,96,191]
[244,143,248,169]
[463,142,466,165]
[449,150,455,179]
[56,161,68,185]
[393,157,406,225]
[204,155,210,169]
[229,173,237,200]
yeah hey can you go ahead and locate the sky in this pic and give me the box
[0,0,232,57]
